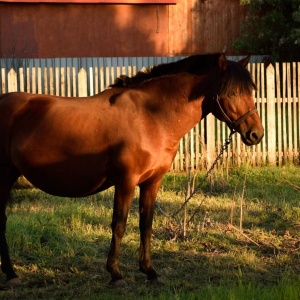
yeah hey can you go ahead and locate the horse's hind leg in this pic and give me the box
[0,165,21,286]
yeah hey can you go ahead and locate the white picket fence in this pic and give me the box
[0,61,299,171]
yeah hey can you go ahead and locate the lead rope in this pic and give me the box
[155,130,235,219]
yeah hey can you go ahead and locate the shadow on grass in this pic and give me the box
[1,231,299,299]
[2,167,300,299]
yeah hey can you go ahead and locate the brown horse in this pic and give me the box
[0,53,263,287]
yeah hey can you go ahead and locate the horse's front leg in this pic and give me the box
[106,182,135,286]
[138,179,162,283]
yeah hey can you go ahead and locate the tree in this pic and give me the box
[233,0,300,62]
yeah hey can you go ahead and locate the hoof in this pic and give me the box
[6,277,22,288]
[109,279,129,288]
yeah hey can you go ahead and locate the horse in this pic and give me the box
[0,53,264,287]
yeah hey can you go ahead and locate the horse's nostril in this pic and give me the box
[251,132,258,141]
[248,129,264,144]
[246,130,260,144]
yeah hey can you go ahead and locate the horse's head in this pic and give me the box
[211,54,264,146]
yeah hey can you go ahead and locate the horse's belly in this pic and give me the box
[18,160,110,197]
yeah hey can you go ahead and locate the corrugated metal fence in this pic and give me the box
[0,56,299,171]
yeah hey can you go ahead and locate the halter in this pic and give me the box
[214,94,257,133]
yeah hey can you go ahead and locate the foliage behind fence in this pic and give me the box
[0,59,299,171]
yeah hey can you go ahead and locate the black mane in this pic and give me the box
[111,53,256,97]
[110,53,221,87]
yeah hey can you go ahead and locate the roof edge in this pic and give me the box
[0,0,177,4]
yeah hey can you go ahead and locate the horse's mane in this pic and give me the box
[111,53,256,97]
[110,53,221,87]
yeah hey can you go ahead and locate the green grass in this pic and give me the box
[1,165,300,299]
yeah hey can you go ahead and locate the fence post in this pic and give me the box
[266,64,276,165]
[1,68,6,93]
[89,67,94,96]
[78,68,87,97]
[8,69,17,92]
[206,114,215,168]
[19,68,25,92]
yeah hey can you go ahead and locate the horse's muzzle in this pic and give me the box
[242,127,264,146]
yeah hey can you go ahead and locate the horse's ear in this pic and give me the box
[238,54,251,67]
[218,53,228,71]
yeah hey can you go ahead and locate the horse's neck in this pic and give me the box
[144,75,206,140]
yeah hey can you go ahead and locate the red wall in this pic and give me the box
[0,4,169,58]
